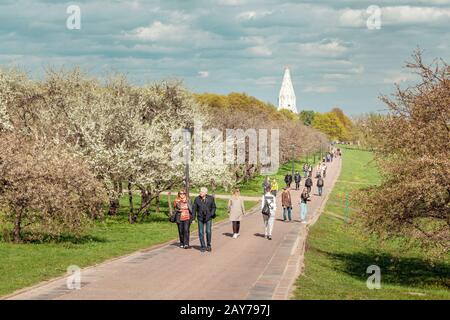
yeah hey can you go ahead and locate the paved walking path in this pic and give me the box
[6,157,342,300]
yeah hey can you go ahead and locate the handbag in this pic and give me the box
[261,199,271,216]
[169,211,179,223]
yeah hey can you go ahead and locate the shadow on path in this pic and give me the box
[254,233,266,238]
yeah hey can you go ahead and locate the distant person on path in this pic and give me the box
[284,173,293,187]
[305,175,313,194]
[315,163,321,178]
[316,175,324,196]
[270,178,279,197]
[262,177,270,195]
[294,171,301,190]
[308,164,313,177]
[321,162,327,178]
[192,187,217,253]
[261,187,276,240]
[281,187,292,222]
[174,190,193,249]
[228,188,246,239]
[299,188,310,223]
[303,163,308,178]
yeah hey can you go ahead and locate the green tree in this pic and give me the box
[312,112,346,140]
[357,51,449,254]
[299,110,315,126]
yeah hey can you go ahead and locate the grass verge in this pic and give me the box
[292,146,450,300]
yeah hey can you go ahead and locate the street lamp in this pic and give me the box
[183,127,193,196]
[291,145,295,178]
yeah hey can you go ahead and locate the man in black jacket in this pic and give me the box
[294,171,301,190]
[284,174,293,187]
[305,176,313,194]
[192,187,217,252]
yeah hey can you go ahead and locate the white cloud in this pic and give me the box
[298,39,351,57]
[254,76,277,86]
[338,5,450,28]
[383,6,450,25]
[383,72,417,84]
[339,9,366,28]
[246,46,272,57]
[125,21,186,41]
[217,0,246,6]
[349,65,365,75]
[323,73,351,80]
[237,10,272,20]
[304,86,337,93]
[123,20,223,48]
[198,71,209,78]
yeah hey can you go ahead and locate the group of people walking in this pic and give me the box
[172,187,217,252]
[171,186,246,252]
[170,153,337,251]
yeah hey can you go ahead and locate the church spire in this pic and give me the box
[278,67,297,113]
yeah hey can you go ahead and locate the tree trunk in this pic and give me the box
[140,188,153,222]
[139,188,146,209]
[128,181,135,224]
[108,198,119,215]
[108,180,122,216]
[13,210,22,243]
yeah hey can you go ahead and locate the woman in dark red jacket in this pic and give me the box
[174,190,193,249]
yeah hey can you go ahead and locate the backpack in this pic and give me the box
[317,178,324,187]
[262,199,271,216]
[305,178,312,187]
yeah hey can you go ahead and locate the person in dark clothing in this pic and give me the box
[192,187,217,253]
[316,176,324,196]
[284,174,293,187]
[299,188,310,223]
[303,163,309,178]
[294,171,301,190]
[174,190,193,249]
[305,176,313,194]
[262,177,270,195]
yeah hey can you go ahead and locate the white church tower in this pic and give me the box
[278,67,297,113]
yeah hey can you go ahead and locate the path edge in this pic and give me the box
[276,157,343,300]
[2,202,262,300]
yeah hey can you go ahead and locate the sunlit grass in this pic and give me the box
[293,146,450,300]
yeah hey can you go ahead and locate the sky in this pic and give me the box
[1,0,449,115]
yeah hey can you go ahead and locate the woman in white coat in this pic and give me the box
[228,188,246,238]
[261,186,277,240]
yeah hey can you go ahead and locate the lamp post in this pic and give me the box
[183,127,193,196]
[291,145,295,178]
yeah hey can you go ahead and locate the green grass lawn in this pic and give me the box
[293,146,450,300]
[0,196,257,297]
